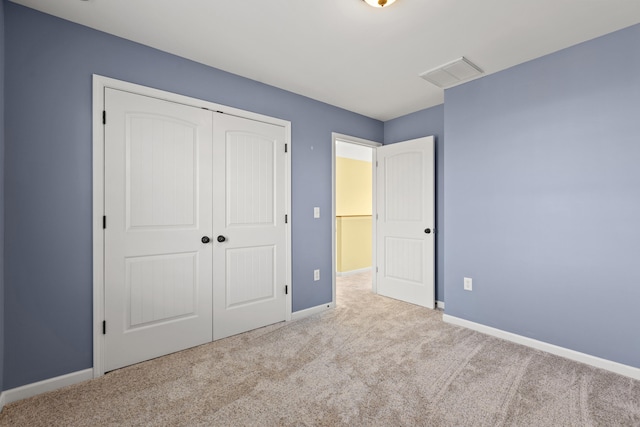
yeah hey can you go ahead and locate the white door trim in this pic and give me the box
[331,133,381,305]
[93,75,292,378]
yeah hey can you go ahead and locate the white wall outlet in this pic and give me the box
[464,277,473,291]
[314,207,320,218]
[314,269,320,281]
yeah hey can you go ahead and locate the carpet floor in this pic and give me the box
[1,271,639,426]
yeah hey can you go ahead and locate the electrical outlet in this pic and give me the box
[464,277,473,291]
[314,269,320,281]
[314,207,320,218]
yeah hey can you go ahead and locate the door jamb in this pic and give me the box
[93,75,293,378]
[331,133,382,305]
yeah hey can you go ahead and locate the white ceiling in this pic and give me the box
[10,0,640,121]
[336,140,372,162]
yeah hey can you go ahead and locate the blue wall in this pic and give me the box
[0,0,5,394]
[384,105,445,303]
[3,3,382,389]
[444,24,640,367]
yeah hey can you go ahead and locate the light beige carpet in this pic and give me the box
[1,271,639,426]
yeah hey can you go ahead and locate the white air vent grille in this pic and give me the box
[419,57,483,88]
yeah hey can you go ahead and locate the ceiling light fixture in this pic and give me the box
[363,0,397,8]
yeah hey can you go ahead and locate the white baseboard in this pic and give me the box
[336,267,372,277]
[291,301,335,321]
[2,368,94,407]
[436,300,445,310]
[0,391,5,413]
[443,314,640,381]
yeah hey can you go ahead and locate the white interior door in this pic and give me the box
[212,113,287,340]
[376,136,435,309]
[104,89,214,371]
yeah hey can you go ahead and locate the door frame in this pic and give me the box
[331,133,382,304]
[92,75,292,378]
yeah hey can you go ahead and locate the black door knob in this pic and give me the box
[217,235,226,243]
[201,236,211,244]
[424,228,431,234]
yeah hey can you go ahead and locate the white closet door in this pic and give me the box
[212,113,287,340]
[104,89,213,371]
[376,136,435,309]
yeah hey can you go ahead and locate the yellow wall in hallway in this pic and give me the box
[336,156,372,272]
[336,216,372,272]
[336,157,372,216]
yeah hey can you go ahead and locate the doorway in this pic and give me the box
[335,141,373,276]
[331,134,436,310]
[331,133,381,304]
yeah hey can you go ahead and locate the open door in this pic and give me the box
[375,136,435,309]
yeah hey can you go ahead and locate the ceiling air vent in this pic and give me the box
[419,57,483,88]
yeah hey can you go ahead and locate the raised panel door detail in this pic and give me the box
[212,112,286,341]
[127,115,197,229]
[226,245,275,308]
[104,88,213,372]
[385,152,423,222]
[376,136,435,309]
[226,132,275,226]
[385,237,424,284]
[126,252,197,328]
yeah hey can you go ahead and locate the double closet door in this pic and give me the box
[103,89,286,371]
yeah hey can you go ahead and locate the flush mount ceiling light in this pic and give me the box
[363,0,397,8]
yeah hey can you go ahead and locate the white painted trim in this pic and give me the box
[371,147,379,294]
[2,369,93,406]
[331,133,381,305]
[331,136,336,311]
[0,391,5,412]
[291,302,335,321]
[333,133,382,147]
[443,314,640,381]
[92,76,106,379]
[436,300,445,310]
[93,75,292,378]
[336,267,372,277]
[285,115,292,323]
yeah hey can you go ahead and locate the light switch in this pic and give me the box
[314,207,320,218]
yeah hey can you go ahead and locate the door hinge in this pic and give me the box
[376,161,378,167]
[285,214,288,224]
[103,215,107,229]
[376,213,378,220]
[376,266,379,273]
[102,110,106,125]
[285,143,288,153]
[285,285,289,295]
[102,320,106,335]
